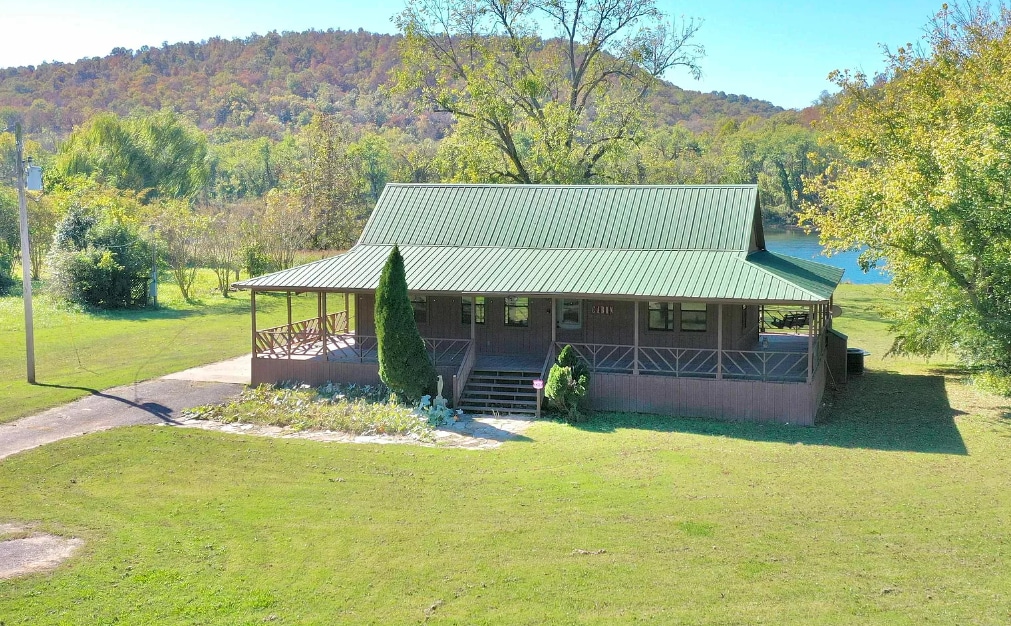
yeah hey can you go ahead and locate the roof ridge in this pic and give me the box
[355,243,749,252]
[383,183,760,190]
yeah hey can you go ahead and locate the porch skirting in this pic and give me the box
[251,357,460,401]
[590,358,826,426]
[251,355,827,425]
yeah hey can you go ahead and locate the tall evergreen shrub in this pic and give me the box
[375,245,437,402]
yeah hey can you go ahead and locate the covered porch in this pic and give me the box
[249,291,833,409]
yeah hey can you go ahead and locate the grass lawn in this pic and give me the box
[1,284,1010,624]
[0,271,346,423]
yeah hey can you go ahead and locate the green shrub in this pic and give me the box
[375,245,437,402]
[241,242,274,278]
[0,248,15,296]
[49,211,152,308]
[545,345,590,422]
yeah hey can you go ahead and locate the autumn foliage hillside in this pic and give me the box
[0,29,782,139]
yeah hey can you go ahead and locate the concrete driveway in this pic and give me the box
[0,356,250,460]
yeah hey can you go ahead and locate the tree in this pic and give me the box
[395,0,703,183]
[149,200,208,300]
[55,111,208,200]
[204,211,242,296]
[286,114,366,249]
[802,3,1011,373]
[375,245,437,402]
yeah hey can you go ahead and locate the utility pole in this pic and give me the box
[15,123,35,383]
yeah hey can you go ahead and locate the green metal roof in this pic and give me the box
[235,184,843,303]
[360,184,762,251]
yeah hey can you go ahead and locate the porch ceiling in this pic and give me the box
[234,245,843,303]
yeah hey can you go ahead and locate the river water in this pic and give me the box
[763,229,890,285]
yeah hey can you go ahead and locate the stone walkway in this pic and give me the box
[177,413,535,450]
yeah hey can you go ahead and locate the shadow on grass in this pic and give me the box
[575,371,967,455]
[34,383,179,424]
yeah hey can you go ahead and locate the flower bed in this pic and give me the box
[184,382,432,437]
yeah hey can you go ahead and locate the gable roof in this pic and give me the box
[360,184,761,251]
[235,184,842,303]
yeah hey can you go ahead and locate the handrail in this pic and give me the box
[540,343,556,383]
[452,341,476,407]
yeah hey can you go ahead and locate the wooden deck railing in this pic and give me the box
[452,341,477,407]
[423,338,471,367]
[555,341,822,383]
[637,346,719,378]
[722,350,808,382]
[253,311,348,358]
[327,334,378,362]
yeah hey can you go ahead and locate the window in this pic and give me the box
[648,302,676,331]
[504,296,529,327]
[557,299,582,330]
[680,302,707,332]
[462,296,486,325]
[410,296,428,324]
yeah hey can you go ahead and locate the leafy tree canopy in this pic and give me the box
[395,0,704,183]
[55,111,208,200]
[803,2,1011,373]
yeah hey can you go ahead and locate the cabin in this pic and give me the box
[234,184,846,425]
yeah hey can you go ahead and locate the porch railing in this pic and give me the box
[722,350,808,382]
[327,334,378,363]
[556,341,822,383]
[254,311,348,358]
[424,338,471,367]
[637,346,719,378]
[561,342,636,373]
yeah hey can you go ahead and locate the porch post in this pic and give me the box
[344,292,349,333]
[286,291,292,357]
[717,304,723,380]
[470,296,476,343]
[551,298,557,349]
[807,304,814,383]
[250,290,257,356]
[633,300,639,376]
[322,292,329,361]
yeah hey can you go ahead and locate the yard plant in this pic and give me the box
[374,245,437,402]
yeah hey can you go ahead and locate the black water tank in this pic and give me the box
[847,348,868,375]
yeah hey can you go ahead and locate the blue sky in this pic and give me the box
[0,0,944,109]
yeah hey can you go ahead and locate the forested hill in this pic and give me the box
[0,29,782,139]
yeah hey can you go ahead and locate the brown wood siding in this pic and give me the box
[357,293,375,335]
[475,297,552,355]
[826,330,848,386]
[252,357,458,399]
[589,372,821,425]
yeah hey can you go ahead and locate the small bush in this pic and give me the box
[48,212,152,308]
[241,242,275,278]
[0,248,15,296]
[545,345,590,422]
